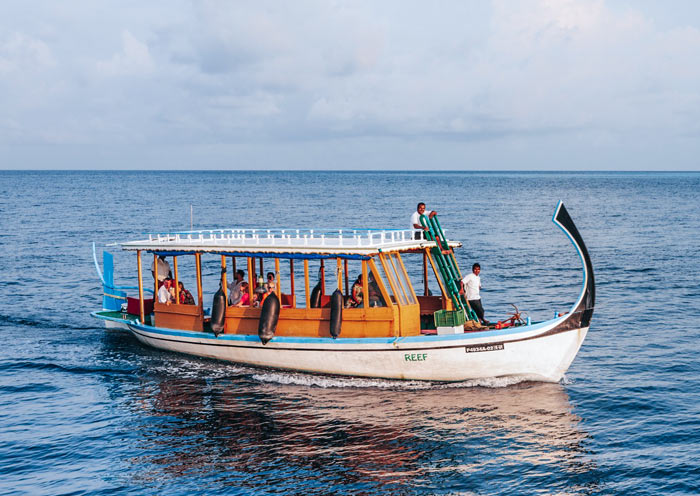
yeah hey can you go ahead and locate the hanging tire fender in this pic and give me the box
[211,287,226,336]
[329,289,343,339]
[310,282,322,308]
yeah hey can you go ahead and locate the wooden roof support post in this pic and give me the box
[304,259,310,308]
[397,253,418,303]
[336,258,342,292]
[344,259,349,296]
[259,258,264,280]
[174,256,180,305]
[195,253,203,309]
[361,260,369,313]
[247,257,254,303]
[423,251,429,296]
[289,259,296,308]
[426,249,450,309]
[449,250,463,278]
[387,254,409,304]
[379,254,405,305]
[221,255,228,306]
[320,259,325,295]
[368,258,393,309]
[275,258,281,297]
[153,253,158,294]
[368,258,397,336]
[137,250,144,324]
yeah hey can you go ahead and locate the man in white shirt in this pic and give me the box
[158,278,174,305]
[228,269,246,305]
[461,263,489,325]
[151,255,172,282]
[410,202,437,240]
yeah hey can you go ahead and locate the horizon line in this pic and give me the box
[2,168,699,173]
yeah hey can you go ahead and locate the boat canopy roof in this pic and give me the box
[120,227,461,258]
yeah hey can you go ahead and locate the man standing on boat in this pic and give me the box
[411,202,437,240]
[461,263,489,325]
[151,255,172,282]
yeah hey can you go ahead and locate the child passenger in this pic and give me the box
[236,282,251,307]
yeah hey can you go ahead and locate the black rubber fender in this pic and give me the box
[310,282,322,308]
[329,289,343,339]
[211,287,226,336]
[258,292,280,345]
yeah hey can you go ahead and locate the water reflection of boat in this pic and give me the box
[92,202,594,382]
[125,371,595,489]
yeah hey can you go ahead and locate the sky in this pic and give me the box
[1,0,699,170]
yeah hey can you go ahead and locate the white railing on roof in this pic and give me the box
[143,227,428,250]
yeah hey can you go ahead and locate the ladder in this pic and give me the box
[420,214,479,322]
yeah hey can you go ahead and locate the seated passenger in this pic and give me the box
[259,284,274,306]
[265,272,276,293]
[158,278,174,305]
[236,282,251,307]
[178,281,195,305]
[227,270,245,305]
[253,284,266,308]
[368,274,386,307]
[346,275,363,308]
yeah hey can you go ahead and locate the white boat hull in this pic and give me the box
[122,317,587,382]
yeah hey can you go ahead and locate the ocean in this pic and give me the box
[1,170,699,495]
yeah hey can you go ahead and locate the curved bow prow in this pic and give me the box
[552,201,595,329]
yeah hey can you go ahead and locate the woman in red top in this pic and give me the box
[236,282,251,306]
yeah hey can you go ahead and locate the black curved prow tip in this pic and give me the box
[553,202,595,329]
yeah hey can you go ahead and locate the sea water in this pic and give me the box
[0,171,699,495]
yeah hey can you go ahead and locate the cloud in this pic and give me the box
[1,0,700,169]
[0,32,54,74]
[96,30,154,77]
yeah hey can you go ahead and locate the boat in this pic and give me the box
[91,201,594,382]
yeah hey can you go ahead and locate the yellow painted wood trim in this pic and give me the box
[137,250,144,324]
[221,255,227,306]
[368,258,394,309]
[320,259,325,295]
[396,252,418,303]
[173,256,180,305]
[195,253,203,309]
[153,253,158,294]
[304,259,310,308]
[361,260,369,319]
[275,258,281,297]
[336,258,342,292]
[379,254,405,306]
[247,257,254,302]
[103,293,127,300]
[423,251,429,296]
[289,259,295,308]
[426,249,448,299]
[388,253,410,304]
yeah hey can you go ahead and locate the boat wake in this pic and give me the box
[144,359,249,380]
[251,371,538,389]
